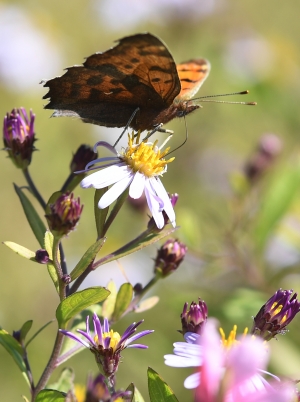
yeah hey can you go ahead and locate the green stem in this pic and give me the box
[31,331,64,401]
[23,168,46,210]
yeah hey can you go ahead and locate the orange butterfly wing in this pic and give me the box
[43,33,181,129]
[176,59,211,101]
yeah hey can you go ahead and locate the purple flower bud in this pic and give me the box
[244,133,282,182]
[45,192,83,237]
[251,289,300,340]
[70,144,98,173]
[85,373,132,402]
[35,249,50,264]
[3,108,36,169]
[154,238,187,277]
[180,299,208,335]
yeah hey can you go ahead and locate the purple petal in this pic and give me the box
[59,329,90,348]
[103,318,110,333]
[126,344,148,349]
[125,329,154,346]
[93,313,103,345]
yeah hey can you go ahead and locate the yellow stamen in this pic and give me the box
[94,330,121,352]
[121,132,175,178]
[74,384,86,402]
[219,325,248,349]
[270,302,287,324]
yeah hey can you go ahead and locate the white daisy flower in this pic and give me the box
[80,132,176,229]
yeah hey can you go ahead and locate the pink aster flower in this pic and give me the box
[80,132,176,229]
[165,320,295,402]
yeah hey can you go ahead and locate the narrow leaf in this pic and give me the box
[35,389,66,402]
[0,329,30,387]
[70,238,106,281]
[135,297,159,313]
[44,231,60,293]
[20,320,33,342]
[126,383,145,402]
[56,287,110,329]
[112,283,133,322]
[102,280,117,320]
[26,320,54,347]
[3,241,36,261]
[94,226,176,269]
[14,184,46,247]
[148,367,179,402]
[254,162,300,250]
[94,188,109,239]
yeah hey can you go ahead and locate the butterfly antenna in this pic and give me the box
[193,90,257,106]
[166,116,189,157]
[114,107,140,147]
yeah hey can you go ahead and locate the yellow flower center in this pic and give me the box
[95,330,121,352]
[121,132,175,178]
[219,325,248,349]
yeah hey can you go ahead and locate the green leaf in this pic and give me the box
[3,241,36,261]
[126,383,145,402]
[48,368,74,393]
[0,329,30,387]
[135,296,159,313]
[35,389,66,402]
[112,283,133,322]
[56,287,110,329]
[14,184,46,247]
[253,162,300,250]
[102,280,117,320]
[70,238,106,281]
[58,305,102,365]
[44,231,60,293]
[94,226,176,269]
[94,188,109,239]
[20,320,33,342]
[148,367,179,402]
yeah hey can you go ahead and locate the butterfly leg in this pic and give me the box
[113,107,140,147]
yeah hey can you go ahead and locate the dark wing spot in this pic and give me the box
[124,64,133,69]
[149,65,173,74]
[87,76,104,86]
[151,78,161,83]
[180,78,197,83]
[131,58,140,63]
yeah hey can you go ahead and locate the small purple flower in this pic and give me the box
[45,192,83,237]
[251,289,300,341]
[154,238,187,277]
[180,299,208,335]
[3,107,36,169]
[60,314,154,378]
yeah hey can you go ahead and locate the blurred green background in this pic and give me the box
[1,0,300,400]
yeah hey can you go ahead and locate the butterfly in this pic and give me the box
[42,33,210,132]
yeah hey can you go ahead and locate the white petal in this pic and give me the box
[80,163,129,189]
[151,177,176,227]
[144,181,164,229]
[184,372,201,389]
[99,174,133,208]
[129,171,145,199]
